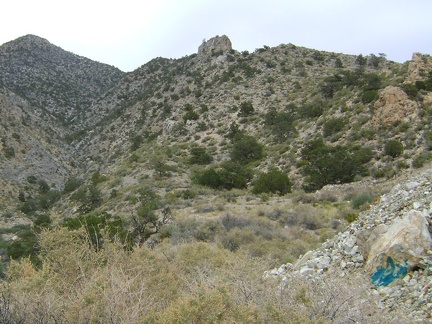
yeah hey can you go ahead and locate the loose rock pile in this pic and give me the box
[265,168,432,322]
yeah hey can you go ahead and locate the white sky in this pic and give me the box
[1,0,431,72]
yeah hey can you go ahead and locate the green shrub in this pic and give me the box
[264,108,296,141]
[238,101,255,116]
[63,177,82,193]
[301,139,369,192]
[63,212,131,249]
[361,73,382,91]
[221,160,253,180]
[352,146,374,164]
[170,94,180,101]
[130,135,143,151]
[344,213,359,223]
[38,180,50,194]
[230,135,263,164]
[3,146,15,159]
[424,130,432,150]
[320,75,342,98]
[196,169,222,189]
[372,166,396,179]
[196,165,249,191]
[361,90,378,103]
[189,146,212,165]
[252,170,292,195]
[19,198,40,215]
[356,54,367,66]
[34,214,52,228]
[91,171,108,185]
[412,155,426,168]
[350,194,374,210]
[384,140,404,158]
[335,58,343,68]
[323,118,345,137]
[27,175,38,184]
[401,83,419,99]
[179,189,197,199]
[39,190,61,210]
[300,102,324,118]
[183,110,199,122]
[71,185,103,214]
[6,225,40,265]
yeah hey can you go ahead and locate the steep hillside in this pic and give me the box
[0,34,126,215]
[0,90,78,213]
[72,36,432,194]
[0,35,125,126]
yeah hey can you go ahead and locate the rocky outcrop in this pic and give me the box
[197,35,232,57]
[265,169,432,321]
[371,86,418,127]
[406,53,432,84]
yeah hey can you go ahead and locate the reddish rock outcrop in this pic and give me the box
[371,86,418,127]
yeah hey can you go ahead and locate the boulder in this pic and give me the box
[366,210,432,286]
[292,250,314,271]
[371,86,418,128]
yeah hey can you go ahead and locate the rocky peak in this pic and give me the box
[0,34,125,126]
[406,52,432,84]
[0,35,54,54]
[197,35,232,56]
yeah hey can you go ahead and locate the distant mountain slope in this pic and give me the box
[0,35,125,126]
[0,90,78,211]
[72,38,414,175]
[1,33,431,212]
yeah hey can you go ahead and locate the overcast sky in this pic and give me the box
[1,0,431,71]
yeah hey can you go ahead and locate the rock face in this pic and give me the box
[406,53,432,84]
[366,210,432,286]
[371,86,418,127]
[197,35,232,57]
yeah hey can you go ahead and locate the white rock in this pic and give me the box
[403,275,411,284]
[299,267,315,276]
[413,201,422,209]
[316,256,331,269]
[342,236,356,250]
[406,181,420,190]
[306,259,318,269]
[352,254,364,263]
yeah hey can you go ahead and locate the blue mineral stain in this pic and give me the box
[371,256,409,286]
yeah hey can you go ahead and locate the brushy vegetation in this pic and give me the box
[252,169,292,195]
[0,226,404,323]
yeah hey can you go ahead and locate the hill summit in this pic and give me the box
[198,35,232,56]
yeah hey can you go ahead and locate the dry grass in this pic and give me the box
[0,226,410,323]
